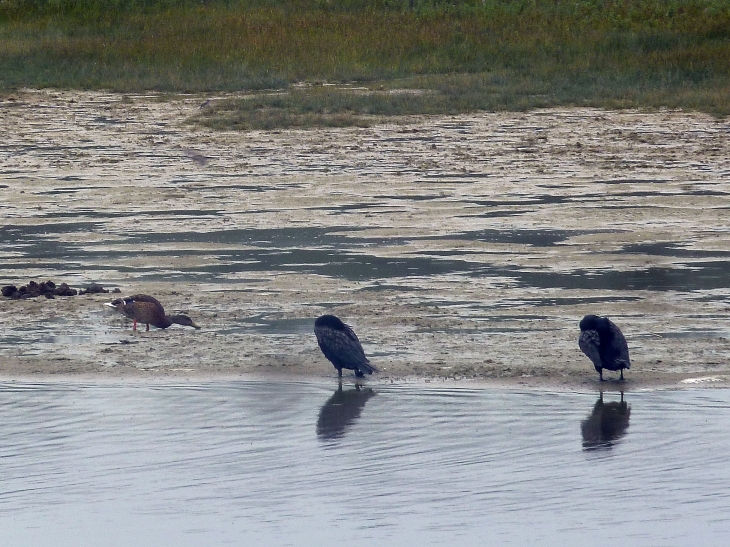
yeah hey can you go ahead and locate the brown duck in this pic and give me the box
[106,294,200,332]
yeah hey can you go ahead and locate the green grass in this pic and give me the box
[2,0,729,127]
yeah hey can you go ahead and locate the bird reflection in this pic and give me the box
[316,382,375,441]
[581,392,631,450]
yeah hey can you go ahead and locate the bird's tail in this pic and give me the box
[358,360,379,375]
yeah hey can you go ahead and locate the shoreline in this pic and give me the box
[0,353,727,393]
[2,91,729,389]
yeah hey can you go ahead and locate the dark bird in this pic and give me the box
[314,314,378,378]
[580,392,631,450]
[316,383,376,441]
[106,294,200,332]
[579,314,631,381]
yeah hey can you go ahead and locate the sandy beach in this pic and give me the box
[1,89,729,390]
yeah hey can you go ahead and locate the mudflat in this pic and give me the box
[1,89,729,390]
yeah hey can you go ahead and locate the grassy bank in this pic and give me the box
[1,0,729,126]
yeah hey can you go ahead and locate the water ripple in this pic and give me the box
[1,382,729,546]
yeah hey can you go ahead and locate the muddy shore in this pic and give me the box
[1,89,729,390]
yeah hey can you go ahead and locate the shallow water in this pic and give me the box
[3,218,729,289]
[1,381,728,546]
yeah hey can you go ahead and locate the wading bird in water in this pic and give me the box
[106,294,200,332]
[579,314,631,381]
[314,314,378,378]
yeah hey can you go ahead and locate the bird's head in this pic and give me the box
[105,298,126,310]
[314,314,346,330]
[169,315,201,329]
[580,314,610,332]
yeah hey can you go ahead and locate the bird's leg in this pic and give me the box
[133,319,137,332]
[146,323,150,332]
[620,369,624,380]
[599,369,604,381]
[355,369,364,378]
[338,368,342,378]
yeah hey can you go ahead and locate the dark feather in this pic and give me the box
[579,314,631,379]
[314,314,378,376]
[579,329,603,372]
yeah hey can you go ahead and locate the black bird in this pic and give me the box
[314,314,378,378]
[581,392,631,450]
[579,314,631,381]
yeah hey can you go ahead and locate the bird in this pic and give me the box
[106,294,200,332]
[314,314,378,378]
[579,314,631,381]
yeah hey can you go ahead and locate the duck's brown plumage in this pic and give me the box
[107,294,200,331]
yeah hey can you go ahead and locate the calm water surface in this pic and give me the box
[0,381,728,547]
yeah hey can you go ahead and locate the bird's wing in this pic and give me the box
[127,294,164,309]
[339,324,378,373]
[118,301,159,324]
[315,325,373,370]
[108,295,164,325]
[608,321,631,368]
[579,330,603,369]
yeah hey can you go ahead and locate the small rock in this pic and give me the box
[1,285,18,298]
[39,281,56,296]
[79,283,109,295]
[54,283,77,297]
[27,281,41,297]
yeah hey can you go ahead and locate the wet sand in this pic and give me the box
[1,89,729,390]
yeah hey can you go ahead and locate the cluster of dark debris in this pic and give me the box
[1,280,120,300]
